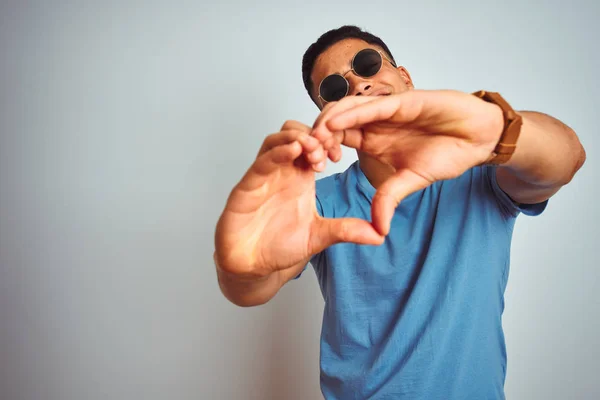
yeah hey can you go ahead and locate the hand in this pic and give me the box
[311,89,504,235]
[215,121,384,279]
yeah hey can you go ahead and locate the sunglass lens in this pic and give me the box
[353,48,382,77]
[320,74,348,102]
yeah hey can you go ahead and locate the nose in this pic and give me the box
[347,76,373,97]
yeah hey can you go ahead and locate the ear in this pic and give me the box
[396,66,414,89]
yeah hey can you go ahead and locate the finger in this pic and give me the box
[326,96,398,132]
[244,141,304,190]
[314,160,326,172]
[313,97,379,159]
[304,147,326,165]
[312,103,343,160]
[322,135,343,162]
[371,169,431,235]
[311,101,338,132]
[271,141,304,165]
[296,134,328,172]
[311,216,385,253]
[260,130,324,168]
[326,92,422,132]
[229,140,305,210]
[307,149,327,173]
[315,150,328,172]
[312,96,379,140]
[281,119,312,133]
[311,101,347,150]
[337,127,365,151]
[258,130,303,156]
[303,142,326,165]
[296,134,321,153]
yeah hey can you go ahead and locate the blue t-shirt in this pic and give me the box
[304,161,546,400]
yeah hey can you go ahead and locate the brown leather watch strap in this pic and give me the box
[472,90,523,165]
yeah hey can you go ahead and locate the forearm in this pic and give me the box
[216,266,283,307]
[495,110,586,203]
[214,252,308,307]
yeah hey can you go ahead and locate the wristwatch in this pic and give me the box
[472,90,523,165]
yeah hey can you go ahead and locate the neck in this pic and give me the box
[357,152,396,189]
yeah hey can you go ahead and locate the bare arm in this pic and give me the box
[496,110,586,204]
[214,121,384,307]
[215,254,309,307]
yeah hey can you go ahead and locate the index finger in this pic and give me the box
[312,96,379,161]
[311,102,343,162]
[281,120,312,133]
[326,92,427,132]
[325,95,401,132]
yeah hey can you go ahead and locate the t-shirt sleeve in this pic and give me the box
[484,165,548,218]
[293,195,325,280]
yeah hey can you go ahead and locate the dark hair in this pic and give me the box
[301,25,396,104]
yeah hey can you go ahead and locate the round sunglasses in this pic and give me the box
[317,48,396,106]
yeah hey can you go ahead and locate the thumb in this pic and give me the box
[372,169,432,236]
[310,216,385,253]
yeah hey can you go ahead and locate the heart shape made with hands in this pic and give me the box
[309,89,503,235]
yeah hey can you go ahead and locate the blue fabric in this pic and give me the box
[305,161,547,400]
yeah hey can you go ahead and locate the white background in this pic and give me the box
[0,1,598,399]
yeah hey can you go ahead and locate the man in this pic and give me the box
[213,25,586,399]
